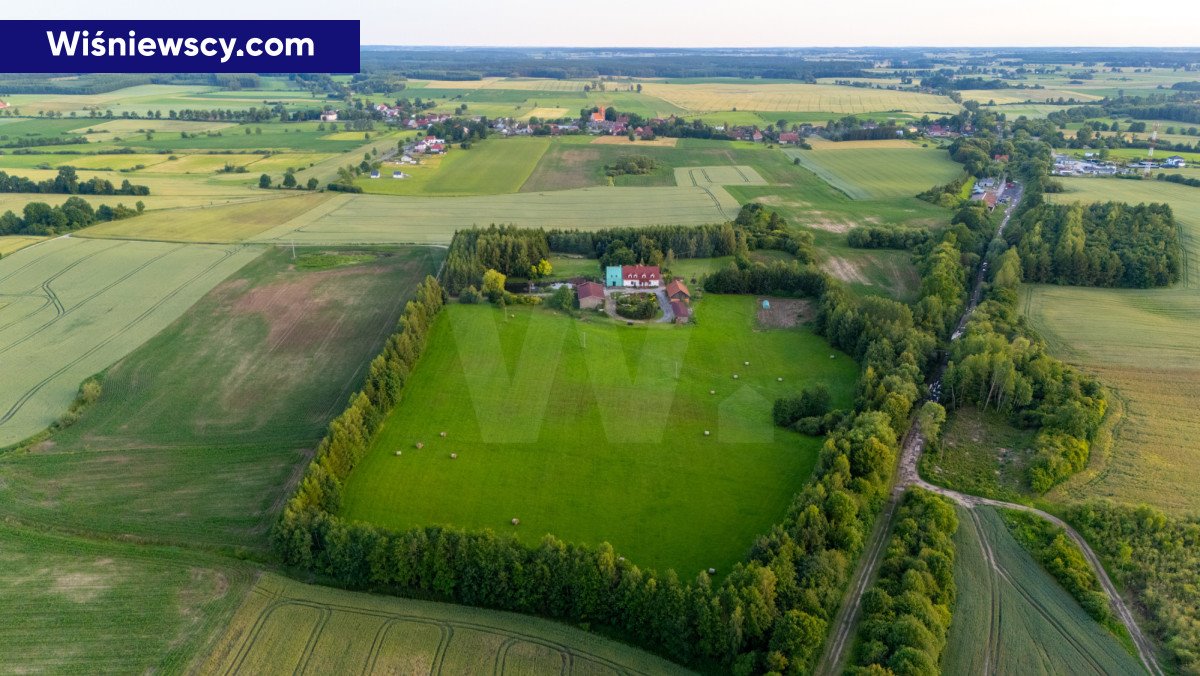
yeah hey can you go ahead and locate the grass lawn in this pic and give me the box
[339,295,859,576]
[0,246,444,549]
[200,573,685,675]
[943,506,1141,674]
[0,524,254,674]
[783,139,964,200]
[357,137,551,196]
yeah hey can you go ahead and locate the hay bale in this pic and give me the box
[744,361,750,366]
[704,430,711,436]
[733,374,739,379]
[708,567,716,575]
[394,450,402,456]
[415,441,424,449]
[450,453,458,459]
[511,518,520,526]
[777,377,783,382]
[709,389,716,395]
[439,431,447,438]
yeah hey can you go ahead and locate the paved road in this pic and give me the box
[815,184,1163,676]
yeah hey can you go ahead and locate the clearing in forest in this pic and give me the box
[339,296,859,576]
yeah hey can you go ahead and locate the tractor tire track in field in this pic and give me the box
[816,184,1163,676]
[223,596,647,676]
[965,508,1003,674]
[0,246,242,428]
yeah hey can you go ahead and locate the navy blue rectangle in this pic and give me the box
[0,20,359,73]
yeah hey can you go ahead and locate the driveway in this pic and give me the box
[602,286,674,323]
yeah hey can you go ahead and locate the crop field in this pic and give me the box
[201,573,686,675]
[520,138,777,192]
[0,524,253,674]
[0,152,173,171]
[0,237,262,447]
[1017,177,1200,514]
[943,506,1141,674]
[0,236,44,256]
[0,245,442,547]
[80,192,337,242]
[673,165,767,188]
[958,88,1104,105]
[251,186,741,245]
[70,118,236,135]
[3,84,328,116]
[591,135,679,147]
[357,137,551,196]
[783,139,964,200]
[339,296,859,576]
[639,82,959,115]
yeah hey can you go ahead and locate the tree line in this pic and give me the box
[1010,201,1181,288]
[272,200,984,673]
[0,197,142,237]
[1000,509,1123,638]
[1069,503,1200,674]
[0,167,149,196]
[851,488,959,675]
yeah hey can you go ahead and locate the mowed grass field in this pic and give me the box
[0,237,262,446]
[0,246,443,549]
[0,524,253,674]
[356,137,551,196]
[783,139,964,200]
[340,296,859,576]
[1021,177,1200,514]
[943,507,1141,674]
[251,186,742,245]
[201,573,687,675]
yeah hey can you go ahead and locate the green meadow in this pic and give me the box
[339,295,859,576]
[783,139,964,200]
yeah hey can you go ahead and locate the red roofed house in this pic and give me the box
[576,281,605,310]
[670,300,691,324]
[591,110,605,123]
[666,279,690,302]
[621,265,661,288]
[778,132,800,144]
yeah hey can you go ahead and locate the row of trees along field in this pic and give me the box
[1010,202,1181,288]
[999,510,1126,638]
[851,488,959,674]
[272,202,985,674]
[1068,503,1200,674]
[443,205,815,295]
[0,197,142,237]
[0,167,149,196]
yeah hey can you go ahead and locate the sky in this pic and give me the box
[8,0,1200,48]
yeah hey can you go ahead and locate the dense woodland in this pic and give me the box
[1011,202,1181,288]
[850,488,958,675]
[1070,503,1200,674]
[0,167,149,196]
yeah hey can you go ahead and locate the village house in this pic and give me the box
[576,281,605,310]
[320,111,339,122]
[778,132,800,144]
[1164,155,1187,168]
[621,265,661,288]
[605,266,623,287]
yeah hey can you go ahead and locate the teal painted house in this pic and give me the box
[605,266,623,287]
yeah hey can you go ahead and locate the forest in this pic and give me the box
[1069,503,1200,674]
[1011,202,1181,288]
[850,488,958,675]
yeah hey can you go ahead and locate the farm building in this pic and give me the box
[778,132,800,144]
[605,266,623,288]
[671,300,691,324]
[667,279,690,302]
[320,111,338,122]
[370,170,380,178]
[1164,156,1186,168]
[576,281,605,310]
[621,265,661,288]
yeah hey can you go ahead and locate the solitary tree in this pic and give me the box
[259,173,272,189]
